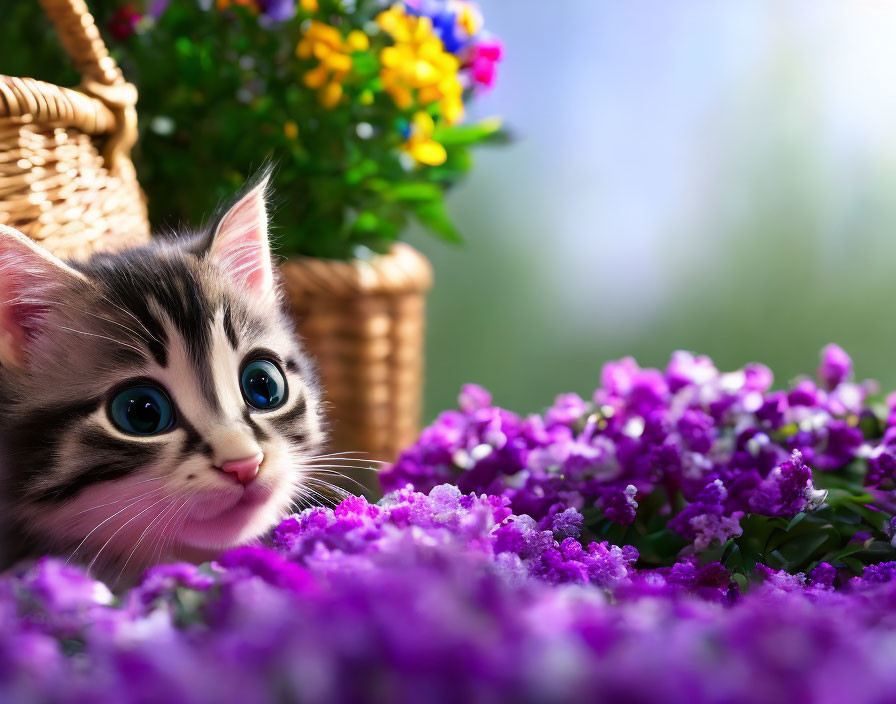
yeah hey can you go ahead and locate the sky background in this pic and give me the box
[409,0,896,420]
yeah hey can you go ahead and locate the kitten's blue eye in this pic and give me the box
[241,360,287,410]
[109,386,174,436]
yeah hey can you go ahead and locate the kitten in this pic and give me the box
[0,174,325,581]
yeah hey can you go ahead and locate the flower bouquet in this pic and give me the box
[88,0,504,258]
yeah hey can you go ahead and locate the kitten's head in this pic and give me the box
[0,176,325,576]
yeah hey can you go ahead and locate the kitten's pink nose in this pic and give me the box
[218,453,263,486]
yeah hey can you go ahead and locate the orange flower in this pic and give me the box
[216,0,260,12]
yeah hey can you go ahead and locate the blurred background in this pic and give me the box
[5,0,896,425]
[413,0,896,420]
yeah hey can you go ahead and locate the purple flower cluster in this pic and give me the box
[8,346,896,702]
[4,486,896,703]
[383,346,879,555]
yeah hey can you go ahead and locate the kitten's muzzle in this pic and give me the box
[216,453,264,486]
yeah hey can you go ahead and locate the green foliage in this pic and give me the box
[0,1,504,259]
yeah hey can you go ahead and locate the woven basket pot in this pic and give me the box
[280,244,433,477]
[0,0,149,260]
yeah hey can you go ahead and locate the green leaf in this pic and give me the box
[786,512,807,532]
[822,543,866,563]
[699,538,733,564]
[410,197,462,244]
[775,529,838,570]
[629,528,687,565]
[389,183,443,203]
[433,118,508,147]
[345,160,379,185]
[841,556,866,574]
[352,212,380,233]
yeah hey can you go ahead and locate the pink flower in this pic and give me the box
[469,38,503,88]
[107,5,142,41]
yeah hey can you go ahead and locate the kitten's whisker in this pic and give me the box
[158,502,190,567]
[306,473,354,491]
[302,464,382,474]
[311,451,389,463]
[147,500,181,569]
[148,496,190,571]
[67,479,166,517]
[305,475,354,497]
[303,469,368,494]
[57,325,146,356]
[303,477,352,502]
[99,293,164,346]
[304,461,385,472]
[53,301,147,347]
[65,487,167,563]
[115,492,184,584]
[289,486,313,513]
[300,482,343,507]
[316,463,387,469]
[88,493,173,574]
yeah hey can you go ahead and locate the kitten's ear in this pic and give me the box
[205,174,275,303]
[0,225,87,368]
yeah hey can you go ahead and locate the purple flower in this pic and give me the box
[458,383,492,413]
[148,0,171,17]
[665,350,718,391]
[4,479,896,702]
[545,392,588,427]
[817,343,852,390]
[748,450,824,517]
[13,344,896,704]
[601,484,639,526]
[547,507,584,540]
[743,362,774,392]
[258,0,295,21]
[677,409,715,453]
[788,379,820,407]
[868,447,896,487]
[668,479,744,549]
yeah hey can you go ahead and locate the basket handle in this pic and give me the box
[39,0,124,86]
[38,0,138,166]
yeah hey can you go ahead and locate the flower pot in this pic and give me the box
[279,244,433,482]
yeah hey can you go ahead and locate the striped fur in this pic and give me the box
[0,180,325,580]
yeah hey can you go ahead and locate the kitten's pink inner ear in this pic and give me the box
[0,300,28,368]
[0,225,86,368]
[209,182,275,302]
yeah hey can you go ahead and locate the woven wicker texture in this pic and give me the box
[0,0,149,260]
[281,244,433,472]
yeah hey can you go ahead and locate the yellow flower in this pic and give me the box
[455,2,483,36]
[300,0,318,10]
[296,21,369,109]
[376,5,465,124]
[283,121,299,140]
[403,111,447,166]
[346,30,370,52]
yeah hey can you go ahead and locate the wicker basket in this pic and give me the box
[280,244,433,476]
[0,0,149,260]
